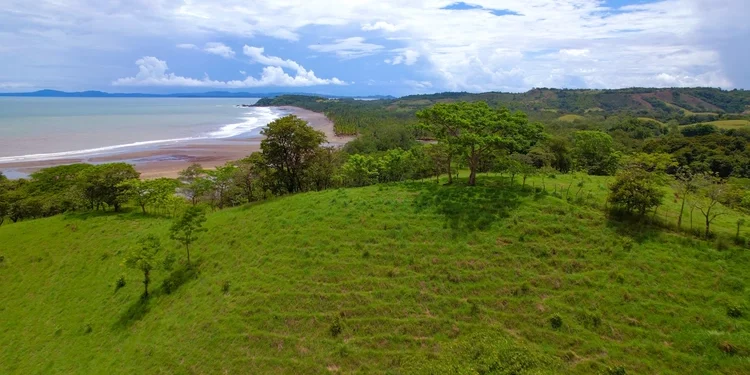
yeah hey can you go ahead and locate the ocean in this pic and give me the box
[0,97,282,163]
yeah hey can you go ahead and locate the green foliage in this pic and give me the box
[342,154,379,187]
[120,178,180,214]
[418,101,545,185]
[169,206,207,263]
[261,115,326,194]
[572,131,620,176]
[124,235,172,297]
[549,314,563,329]
[77,163,140,212]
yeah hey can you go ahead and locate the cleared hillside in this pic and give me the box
[1,176,749,374]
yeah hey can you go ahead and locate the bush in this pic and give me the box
[115,275,126,291]
[727,305,743,318]
[221,280,231,294]
[330,317,343,337]
[549,314,563,329]
[601,366,627,375]
[607,168,664,216]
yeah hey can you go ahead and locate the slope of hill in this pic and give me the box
[1,176,749,374]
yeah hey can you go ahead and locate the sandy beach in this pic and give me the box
[0,106,353,179]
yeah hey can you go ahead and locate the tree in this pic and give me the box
[205,163,237,209]
[178,163,210,206]
[342,154,379,187]
[261,115,326,194]
[424,143,451,183]
[671,167,699,230]
[418,102,543,186]
[378,148,412,183]
[170,206,207,264]
[693,174,730,238]
[608,167,665,217]
[544,136,573,173]
[572,131,620,176]
[305,147,343,191]
[121,178,179,214]
[77,163,139,211]
[124,235,174,297]
[511,153,536,189]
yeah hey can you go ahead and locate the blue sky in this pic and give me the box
[0,0,747,96]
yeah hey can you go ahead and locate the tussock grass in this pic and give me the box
[1,177,749,374]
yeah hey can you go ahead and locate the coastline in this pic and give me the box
[0,106,353,179]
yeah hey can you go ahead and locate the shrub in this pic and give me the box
[727,305,743,318]
[549,314,563,329]
[221,280,231,294]
[601,366,627,375]
[330,317,343,337]
[115,275,126,291]
[607,168,664,216]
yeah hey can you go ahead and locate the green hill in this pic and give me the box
[2,176,749,374]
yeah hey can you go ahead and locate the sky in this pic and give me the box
[0,0,747,96]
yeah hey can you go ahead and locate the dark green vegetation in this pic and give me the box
[2,175,750,374]
[3,93,750,373]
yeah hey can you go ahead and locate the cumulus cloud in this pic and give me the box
[113,53,346,87]
[176,43,198,50]
[309,37,384,59]
[362,21,399,32]
[203,42,235,58]
[385,49,420,66]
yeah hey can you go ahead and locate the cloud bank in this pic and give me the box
[2,0,748,91]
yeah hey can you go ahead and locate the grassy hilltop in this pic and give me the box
[2,175,749,374]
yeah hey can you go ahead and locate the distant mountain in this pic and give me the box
[0,90,396,100]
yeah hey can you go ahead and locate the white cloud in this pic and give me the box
[113,54,346,88]
[362,21,399,32]
[309,37,384,59]
[239,70,247,76]
[385,49,420,66]
[203,42,235,58]
[176,43,198,50]
[0,82,32,90]
[559,49,590,58]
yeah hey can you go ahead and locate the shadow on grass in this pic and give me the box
[113,261,201,330]
[406,178,527,234]
[605,211,664,244]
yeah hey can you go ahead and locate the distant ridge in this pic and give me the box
[0,90,396,100]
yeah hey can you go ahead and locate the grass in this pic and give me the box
[705,120,750,129]
[558,114,585,122]
[1,176,749,374]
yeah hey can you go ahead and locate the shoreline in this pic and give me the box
[0,106,353,179]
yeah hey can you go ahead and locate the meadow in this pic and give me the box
[2,175,749,374]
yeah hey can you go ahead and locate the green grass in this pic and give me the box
[1,177,749,374]
[558,114,585,122]
[637,117,664,125]
[705,120,750,129]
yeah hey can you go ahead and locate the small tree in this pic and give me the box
[672,167,698,230]
[170,206,207,264]
[608,168,664,217]
[694,174,730,238]
[342,154,379,187]
[124,235,174,297]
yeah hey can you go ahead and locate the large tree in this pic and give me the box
[418,101,544,186]
[261,115,326,194]
[572,131,620,176]
[121,178,180,214]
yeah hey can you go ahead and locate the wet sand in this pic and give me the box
[0,106,354,179]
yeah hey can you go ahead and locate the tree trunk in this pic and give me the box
[705,216,711,238]
[469,169,477,186]
[143,269,150,297]
[677,197,686,229]
[447,154,453,184]
[141,203,147,214]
